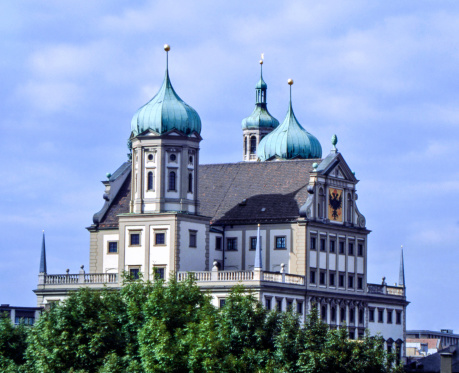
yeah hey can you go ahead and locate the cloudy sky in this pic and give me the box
[1,1,458,331]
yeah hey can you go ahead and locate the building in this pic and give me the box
[0,304,42,326]
[33,46,408,358]
[407,330,459,358]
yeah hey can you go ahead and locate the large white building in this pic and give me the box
[34,46,408,360]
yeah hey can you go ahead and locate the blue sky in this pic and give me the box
[1,1,458,331]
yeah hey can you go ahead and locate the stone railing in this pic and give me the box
[367,283,404,297]
[42,273,118,285]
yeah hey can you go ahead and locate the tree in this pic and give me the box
[0,313,29,371]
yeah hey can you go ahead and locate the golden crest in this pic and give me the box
[328,188,343,221]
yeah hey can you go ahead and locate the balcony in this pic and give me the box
[367,283,405,297]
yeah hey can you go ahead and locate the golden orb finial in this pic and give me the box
[259,60,263,65]
[288,79,294,85]
[164,44,170,52]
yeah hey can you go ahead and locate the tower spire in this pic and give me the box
[39,230,47,274]
[254,224,262,269]
[399,245,405,288]
[164,44,170,71]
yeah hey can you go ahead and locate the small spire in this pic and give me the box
[39,230,47,274]
[164,44,170,71]
[254,224,262,269]
[399,245,405,288]
[288,79,294,108]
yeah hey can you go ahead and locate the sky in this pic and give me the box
[1,1,458,331]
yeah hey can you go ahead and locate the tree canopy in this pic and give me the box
[1,276,403,373]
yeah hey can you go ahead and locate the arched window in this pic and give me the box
[188,173,193,193]
[347,193,353,223]
[250,136,257,154]
[244,137,247,155]
[318,188,325,219]
[147,171,154,191]
[168,171,176,191]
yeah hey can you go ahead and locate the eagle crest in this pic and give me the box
[329,189,342,220]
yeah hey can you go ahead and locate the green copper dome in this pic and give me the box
[257,86,322,161]
[130,68,201,137]
[242,63,279,130]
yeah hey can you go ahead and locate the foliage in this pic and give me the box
[6,277,404,372]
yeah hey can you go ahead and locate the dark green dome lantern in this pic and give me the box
[257,79,322,161]
[242,60,279,130]
[130,45,201,137]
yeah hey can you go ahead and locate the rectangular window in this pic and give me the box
[250,237,257,251]
[108,241,118,253]
[265,298,271,310]
[320,238,326,251]
[154,267,165,279]
[339,273,345,287]
[215,236,222,251]
[130,232,140,246]
[359,309,364,324]
[319,271,326,285]
[349,308,355,324]
[396,310,402,325]
[321,305,327,321]
[369,308,375,322]
[189,231,197,248]
[340,307,346,323]
[287,300,293,311]
[348,274,354,288]
[348,242,354,255]
[297,301,303,314]
[358,243,364,256]
[129,267,140,280]
[219,299,226,308]
[357,276,363,290]
[329,272,336,286]
[339,241,345,254]
[155,232,165,245]
[276,299,282,311]
[331,307,336,322]
[387,309,393,324]
[329,240,335,253]
[275,236,286,249]
[310,270,316,284]
[310,237,316,250]
[378,309,384,323]
[227,238,237,251]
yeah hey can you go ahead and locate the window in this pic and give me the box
[250,136,257,154]
[265,298,271,310]
[357,276,363,290]
[349,308,355,324]
[297,301,303,314]
[321,305,327,321]
[189,231,197,248]
[330,240,335,253]
[227,238,237,251]
[339,241,345,254]
[310,237,316,250]
[396,310,402,325]
[348,274,354,288]
[329,272,335,286]
[378,309,384,323]
[340,307,346,323]
[319,271,326,285]
[154,267,165,279]
[276,299,282,311]
[155,232,165,245]
[244,137,247,155]
[358,243,363,256]
[369,308,375,322]
[188,173,193,193]
[287,300,293,311]
[130,232,140,246]
[387,309,393,324]
[219,299,226,308]
[310,270,316,284]
[147,153,154,161]
[320,238,326,251]
[169,154,177,162]
[359,309,364,324]
[318,188,325,219]
[275,236,286,249]
[250,237,257,251]
[15,317,34,325]
[339,273,345,287]
[348,242,354,255]
[129,267,140,280]
[189,155,193,164]
[331,306,336,323]
[349,328,355,340]
[168,171,176,191]
[215,237,222,251]
[108,241,118,253]
[147,171,154,191]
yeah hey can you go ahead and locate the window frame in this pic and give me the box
[296,301,303,315]
[147,170,155,191]
[338,273,345,288]
[348,242,354,256]
[250,236,257,251]
[153,266,166,280]
[329,271,336,287]
[348,274,354,289]
[310,269,316,284]
[339,241,345,254]
[215,236,222,251]
[265,297,272,310]
[275,236,287,250]
[129,266,141,280]
[107,241,118,254]
[387,309,393,324]
[357,276,364,290]
[129,231,141,246]
[168,170,177,191]
[319,270,326,286]
[358,243,364,256]
[226,237,238,251]
[188,172,193,193]
[310,236,317,251]
[189,230,197,248]
[329,240,336,253]
[320,238,326,251]
[155,231,166,246]
[378,308,384,323]
[369,308,375,322]
[396,310,402,325]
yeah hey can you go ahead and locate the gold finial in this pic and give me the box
[257,223,261,227]
[259,60,263,65]
[164,44,170,52]
[288,79,294,85]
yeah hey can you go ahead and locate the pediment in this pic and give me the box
[317,152,358,183]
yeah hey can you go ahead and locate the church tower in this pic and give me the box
[241,59,279,161]
[129,45,202,214]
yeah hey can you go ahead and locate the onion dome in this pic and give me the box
[130,45,201,137]
[257,79,322,161]
[242,60,279,130]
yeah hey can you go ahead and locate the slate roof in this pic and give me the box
[94,159,320,228]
